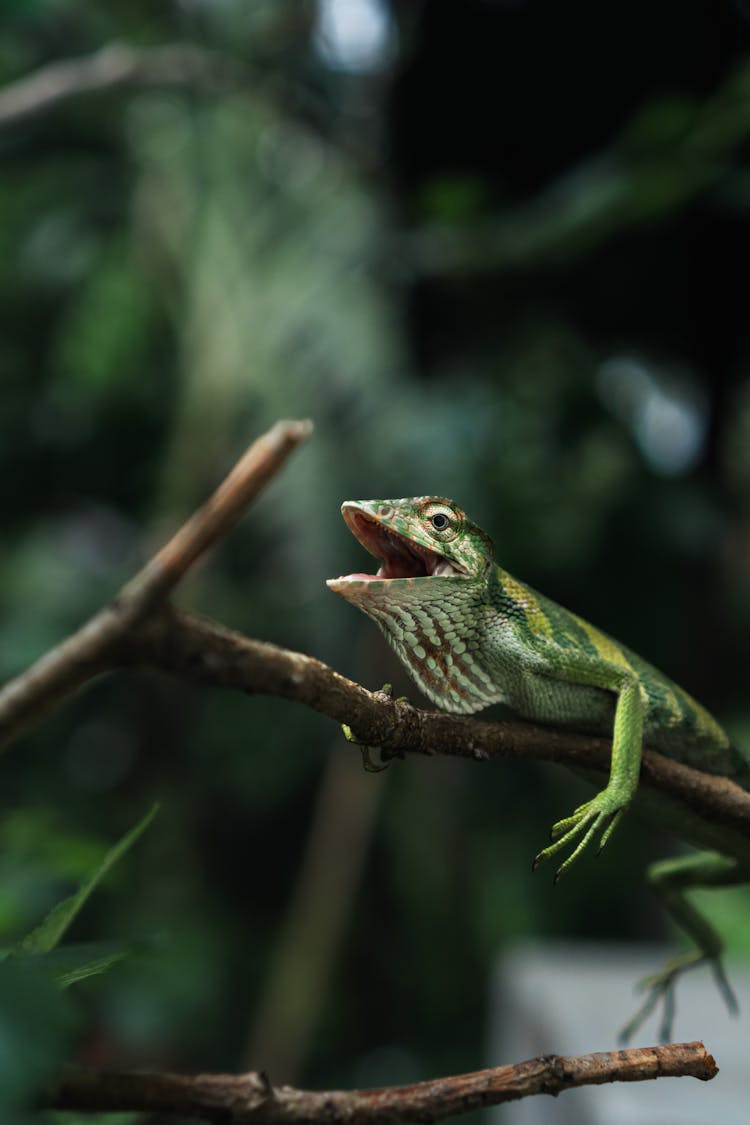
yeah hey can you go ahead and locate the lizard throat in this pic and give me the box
[327,506,503,713]
[328,572,504,714]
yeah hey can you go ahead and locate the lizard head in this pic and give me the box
[327,497,494,591]
[327,498,504,714]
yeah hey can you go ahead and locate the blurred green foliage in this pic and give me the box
[0,806,154,1123]
[0,960,77,1124]
[3,0,750,1118]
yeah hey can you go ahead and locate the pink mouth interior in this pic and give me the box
[342,509,442,580]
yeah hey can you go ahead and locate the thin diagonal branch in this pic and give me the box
[0,41,241,129]
[47,1041,717,1122]
[0,419,313,751]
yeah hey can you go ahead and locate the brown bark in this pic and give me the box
[48,1042,717,1122]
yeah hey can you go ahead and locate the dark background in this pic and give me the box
[2,0,750,1113]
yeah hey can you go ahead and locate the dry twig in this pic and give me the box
[48,1042,717,1122]
[0,41,240,129]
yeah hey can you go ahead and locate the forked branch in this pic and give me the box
[0,42,240,128]
[0,419,312,751]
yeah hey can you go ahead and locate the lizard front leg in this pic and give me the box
[532,662,644,880]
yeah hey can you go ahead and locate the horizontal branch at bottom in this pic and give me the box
[48,1042,716,1124]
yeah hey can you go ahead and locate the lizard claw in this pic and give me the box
[342,681,406,772]
[340,723,391,772]
[359,745,391,773]
[373,683,411,704]
[533,789,627,879]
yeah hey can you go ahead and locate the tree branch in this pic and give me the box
[122,606,750,842]
[47,1042,716,1122]
[0,419,313,751]
[0,41,241,129]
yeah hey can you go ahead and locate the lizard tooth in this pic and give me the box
[432,560,457,577]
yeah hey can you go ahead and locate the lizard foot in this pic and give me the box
[342,684,400,772]
[618,952,738,1044]
[341,724,391,772]
[532,788,628,881]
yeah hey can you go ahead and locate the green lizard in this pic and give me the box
[327,496,750,1040]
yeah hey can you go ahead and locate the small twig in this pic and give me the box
[0,419,313,751]
[47,1042,717,1122]
[0,41,241,129]
[125,607,750,842]
[126,419,314,604]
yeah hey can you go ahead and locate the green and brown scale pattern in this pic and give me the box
[491,568,739,775]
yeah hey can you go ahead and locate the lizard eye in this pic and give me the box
[430,513,451,531]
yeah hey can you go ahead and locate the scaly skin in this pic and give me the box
[327,495,750,1039]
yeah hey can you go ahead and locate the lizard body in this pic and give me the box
[327,495,750,1039]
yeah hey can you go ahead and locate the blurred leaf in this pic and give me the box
[617,96,698,153]
[17,804,158,956]
[417,174,490,223]
[17,936,160,989]
[0,808,134,942]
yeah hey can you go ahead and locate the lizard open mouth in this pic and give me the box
[331,506,467,583]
